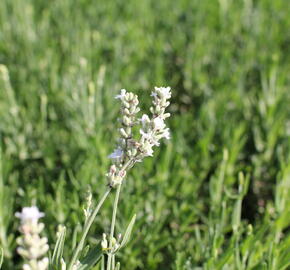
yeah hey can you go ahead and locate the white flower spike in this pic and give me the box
[107,86,171,187]
[16,206,49,270]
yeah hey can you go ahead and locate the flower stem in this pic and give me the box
[106,158,135,270]
[107,183,122,270]
[68,188,111,270]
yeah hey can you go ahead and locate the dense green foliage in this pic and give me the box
[0,0,290,269]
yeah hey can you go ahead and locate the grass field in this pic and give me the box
[0,0,290,269]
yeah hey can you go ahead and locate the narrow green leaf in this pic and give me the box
[232,199,242,232]
[277,237,290,270]
[51,226,66,269]
[278,254,290,270]
[119,214,136,249]
[76,244,102,270]
[216,244,234,269]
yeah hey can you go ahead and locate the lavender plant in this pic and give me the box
[14,87,171,270]
[15,207,49,270]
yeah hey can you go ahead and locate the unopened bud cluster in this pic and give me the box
[117,89,140,143]
[107,87,171,187]
[15,206,49,270]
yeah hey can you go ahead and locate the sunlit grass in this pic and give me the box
[0,0,289,269]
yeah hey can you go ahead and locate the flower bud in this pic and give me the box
[123,116,131,126]
[119,128,128,138]
[101,233,108,250]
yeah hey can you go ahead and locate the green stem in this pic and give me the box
[107,183,122,270]
[68,158,134,270]
[68,188,111,270]
[106,158,135,270]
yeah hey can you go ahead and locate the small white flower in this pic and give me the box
[140,114,150,129]
[154,86,171,99]
[162,128,170,140]
[140,129,152,140]
[140,130,160,146]
[150,92,157,97]
[108,148,123,159]
[115,89,127,100]
[142,142,154,157]
[15,206,44,223]
[153,117,165,130]
[39,257,49,269]
[140,114,150,123]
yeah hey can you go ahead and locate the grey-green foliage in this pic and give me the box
[0,0,289,269]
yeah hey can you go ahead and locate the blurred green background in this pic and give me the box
[0,0,289,269]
